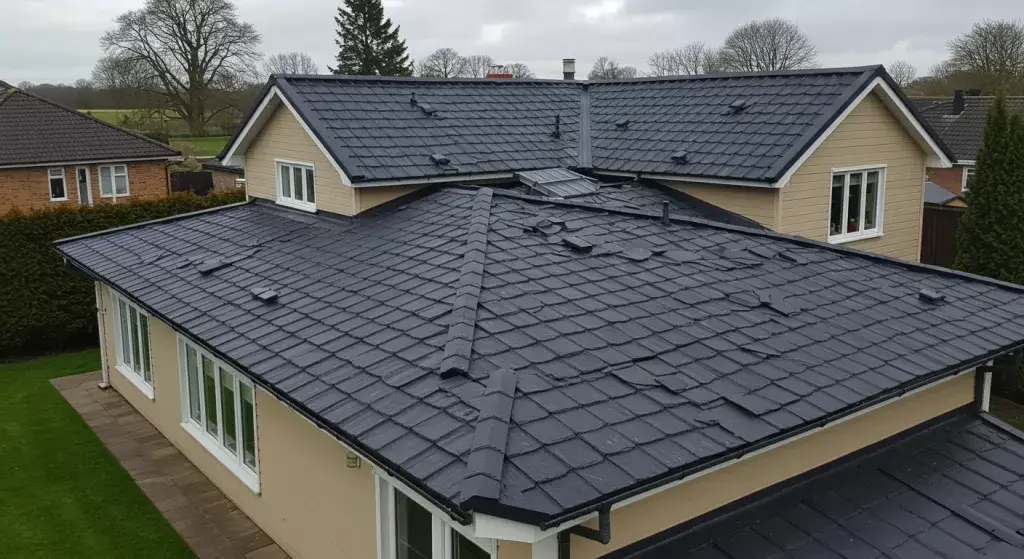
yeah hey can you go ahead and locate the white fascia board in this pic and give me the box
[597,169,776,189]
[773,77,953,188]
[957,160,977,166]
[352,172,516,188]
[472,367,976,543]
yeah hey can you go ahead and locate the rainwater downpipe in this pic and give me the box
[95,282,110,389]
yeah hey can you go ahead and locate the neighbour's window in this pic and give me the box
[829,167,884,243]
[112,291,153,397]
[378,476,493,559]
[963,166,975,192]
[276,161,316,210]
[179,338,258,487]
[48,168,67,201]
[99,164,130,197]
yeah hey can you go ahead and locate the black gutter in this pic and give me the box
[56,249,474,526]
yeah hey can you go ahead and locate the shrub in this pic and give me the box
[0,191,245,358]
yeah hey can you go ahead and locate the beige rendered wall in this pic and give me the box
[245,104,357,216]
[499,371,975,559]
[779,92,928,261]
[661,181,779,229]
[358,185,424,212]
[98,284,377,559]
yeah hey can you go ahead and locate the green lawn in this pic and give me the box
[0,351,194,558]
[170,136,230,158]
[993,396,1024,431]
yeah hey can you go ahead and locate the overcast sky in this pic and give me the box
[3,0,1020,84]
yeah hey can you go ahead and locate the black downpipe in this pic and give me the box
[568,506,612,545]
[558,531,571,559]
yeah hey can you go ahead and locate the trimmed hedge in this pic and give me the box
[0,192,246,358]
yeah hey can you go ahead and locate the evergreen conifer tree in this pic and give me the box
[330,0,412,76]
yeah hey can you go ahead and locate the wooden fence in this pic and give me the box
[920,205,964,268]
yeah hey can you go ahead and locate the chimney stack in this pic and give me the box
[563,58,576,80]
[952,90,965,116]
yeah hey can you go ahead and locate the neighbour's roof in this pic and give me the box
[619,414,1024,559]
[0,86,179,167]
[226,65,950,185]
[918,96,1024,162]
[924,182,963,206]
[56,187,1024,526]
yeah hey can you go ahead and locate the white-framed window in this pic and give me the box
[99,164,130,198]
[178,336,260,492]
[48,168,67,201]
[828,166,885,243]
[962,166,976,192]
[112,291,153,399]
[376,474,494,559]
[276,160,316,211]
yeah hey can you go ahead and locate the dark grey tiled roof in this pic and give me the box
[0,88,179,167]
[250,66,944,185]
[56,187,1024,525]
[621,415,1024,559]
[925,182,961,206]
[918,96,1024,162]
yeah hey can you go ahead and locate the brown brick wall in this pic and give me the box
[0,160,171,214]
[210,169,243,191]
[927,166,965,196]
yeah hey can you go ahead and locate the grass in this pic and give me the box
[0,351,194,558]
[992,396,1024,431]
[170,136,230,158]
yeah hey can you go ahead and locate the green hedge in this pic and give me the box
[0,192,246,358]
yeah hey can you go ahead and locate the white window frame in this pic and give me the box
[375,472,495,559]
[827,165,886,244]
[275,159,317,212]
[111,290,154,399]
[177,335,260,493]
[48,167,68,201]
[98,164,130,199]
[962,165,975,193]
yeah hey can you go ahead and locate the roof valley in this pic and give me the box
[577,84,592,169]
[439,188,493,378]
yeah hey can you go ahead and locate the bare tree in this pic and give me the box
[463,54,496,78]
[887,60,918,87]
[95,0,261,135]
[648,42,721,76]
[265,52,319,76]
[417,48,468,78]
[589,57,640,80]
[718,18,818,72]
[15,81,34,89]
[504,63,535,79]
[929,59,957,79]
[948,19,1024,79]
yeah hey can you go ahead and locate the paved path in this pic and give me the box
[53,371,291,559]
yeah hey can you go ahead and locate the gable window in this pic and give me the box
[828,166,885,243]
[962,166,975,192]
[178,337,259,492]
[112,291,153,398]
[99,164,130,198]
[276,160,316,211]
[376,475,494,559]
[48,168,67,201]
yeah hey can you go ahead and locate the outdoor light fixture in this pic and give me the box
[346,452,361,469]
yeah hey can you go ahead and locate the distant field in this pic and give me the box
[169,136,229,158]
[80,108,176,125]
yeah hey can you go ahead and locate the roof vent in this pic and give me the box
[918,288,947,304]
[670,151,688,164]
[419,102,437,116]
[430,153,451,166]
[196,258,229,275]
[562,236,594,253]
[615,118,630,129]
[728,99,749,113]
[250,287,279,303]
[410,92,417,106]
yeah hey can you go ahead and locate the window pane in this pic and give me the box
[395,492,432,559]
[830,174,844,236]
[118,300,131,366]
[49,170,65,199]
[203,356,218,436]
[280,165,291,198]
[187,346,201,422]
[139,313,151,383]
[293,167,304,202]
[453,532,489,559]
[305,168,315,203]
[220,368,237,455]
[129,308,142,375]
[99,167,113,195]
[847,173,862,234]
[240,383,257,470]
[865,171,879,230]
[964,168,975,191]
[114,174,128,195]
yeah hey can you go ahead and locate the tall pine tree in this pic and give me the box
[331,0,412,76]
[955,92,1024,285]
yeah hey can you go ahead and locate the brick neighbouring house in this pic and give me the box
[0,80,180,213]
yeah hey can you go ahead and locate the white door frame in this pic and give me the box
[75,166,93,206]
